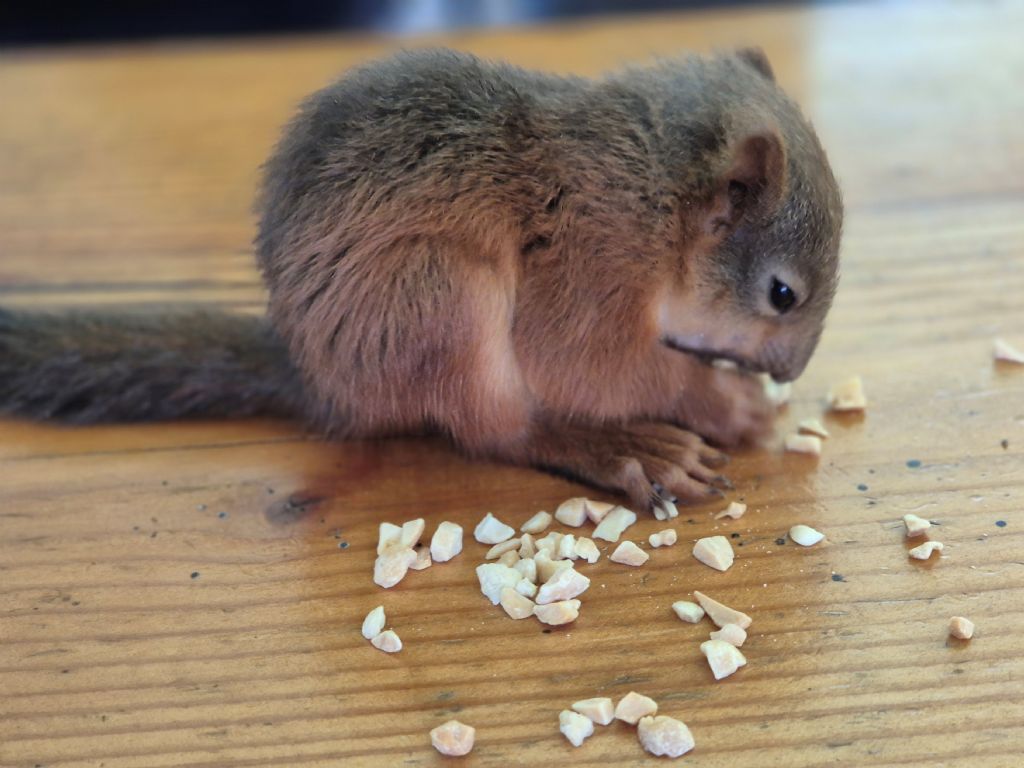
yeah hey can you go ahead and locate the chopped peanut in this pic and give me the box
[584,499,616,524]
[536,567,590,604]
[700,639,746,679]
[994,338,1024,364]
[909,541,944,560]
[789,524,825,547]
[692,535,734,571]
[430,720,475,756]
[672,601,705,623]
[949,616,975,639]
[903,514,931,537]
[573,536,601,564]
[513,557,537,583]
[400,518,425,548]
[637,715,695,758]
[476,563,524,604]
[614,691,658,724]
[534,551,573,583]
[370,629,402,653]
[485,538,521,559]
[653,498,679,521]
[515,579,538,599]
[785,433,822,455]
[828,376,867,411]
[762,374,792,407]
[518,533,537,559]
[429,521,463,563]
[559,709,595,747]
[709,623,747,647]
[610,540,649,566]
[409,547,432,570]
[498,550,519,567]
[555,497,588,527]
[714,501,747,520]
[798,418,830,438]
[557,533,577,560]
[571,697,614,726]
[361,605,385,640]
[373,547,417,589]
[377,522,402,554]
[499,587,536,620]
[474,513,515,544]
[535,531,564,558]
[533,599,581,625]
[520,510,553,535]
[649,529,678,548]
[694,591,752,629]
[593,506,637,542]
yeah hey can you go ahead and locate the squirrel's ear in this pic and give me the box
[736,47,775,81]
[704,131,787,237]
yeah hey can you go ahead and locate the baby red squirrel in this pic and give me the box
[0,48,842,511]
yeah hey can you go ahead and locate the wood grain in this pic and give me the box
[2,2,1023,766]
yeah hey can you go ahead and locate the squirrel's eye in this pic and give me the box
[769,277,797,314]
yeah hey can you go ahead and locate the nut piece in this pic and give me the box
[474,513,515,544]
[536,567,590,604]
[714,501,747,520]
[486,538,521,559]
[610,540,650,566]
[476,563,524,605]
[692,535,735,571]
[370,629,402,653]
[515,579,538,598]
[593,506,638,542]
[513,557,537,583]
[584,499,616,524]
[533,599,581,625]
[499,586,536,620]
[653,497,679,521]
[762,374,792,407]
[709,623,747,647]
[789,524,825,547]
[614,691,658,724]
[373,548,417,589]
[559,709,595,747]
[377,522,402,554]
[557,533,578,560]
[903,514,932,537]
[534,531,564,558]
[798,418,830,438]
[672,601,705,623]
[498,550,519,567]
[400,518,426,548]
[430,719,475,757]
[694,591,752,629]
[994,338,1024,364]
[361,605,386,640]
[571,697,614,726]
[573,536,601,564]
[637,715,695,758]
[555,498,588,527]
[518,533,537,559]
[909,541,944,560]
[649,529,678,548]
[785,433,823,455]
[534,551,573,583]
[949,616,975,640]
[520,510,553,534]
[409,547,432,570]
[430,521,463,563]
[828,376,867,411]
[700,639,747,679]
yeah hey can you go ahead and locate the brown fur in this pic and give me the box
[0,48,843,510]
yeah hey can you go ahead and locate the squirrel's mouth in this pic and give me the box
[661,335,775,378]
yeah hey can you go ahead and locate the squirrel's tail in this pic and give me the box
[0,308,304,424]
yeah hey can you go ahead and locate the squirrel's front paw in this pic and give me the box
[679,369,775,448]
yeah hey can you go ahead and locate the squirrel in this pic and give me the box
[0,48,842,511]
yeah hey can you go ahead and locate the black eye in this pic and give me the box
[770,278,797,314]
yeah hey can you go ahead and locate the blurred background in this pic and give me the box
[3,0,819,45]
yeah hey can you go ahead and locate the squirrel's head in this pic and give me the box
[655,49,843,383]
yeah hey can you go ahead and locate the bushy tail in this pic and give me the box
[0,308,304,423]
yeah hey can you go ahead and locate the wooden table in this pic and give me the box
[2,2,1022,765]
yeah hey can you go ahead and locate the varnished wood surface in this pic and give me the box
[2,2,1023,766]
